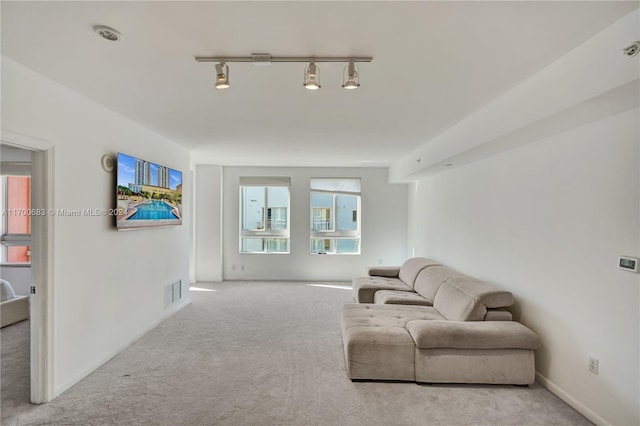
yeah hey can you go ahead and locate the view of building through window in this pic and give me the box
[238,177,360,255]
[240,178,290,253]
[310,178,361,254]
[2,176,32,264]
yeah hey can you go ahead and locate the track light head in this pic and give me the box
[214,63,230,89]
[196,54,372,90]
[342,79,360,90]
[342,61,360,90]
[303,61,321,90]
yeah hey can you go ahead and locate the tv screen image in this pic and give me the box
[116,153,182,230]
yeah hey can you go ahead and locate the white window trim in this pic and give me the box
[309,192,361,238]
[309,177,361,255]
[1,172,32,265]
[239,178,291,254]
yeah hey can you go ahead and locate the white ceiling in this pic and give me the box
[2,1,637,167]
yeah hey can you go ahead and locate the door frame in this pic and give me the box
[1,129,55,403]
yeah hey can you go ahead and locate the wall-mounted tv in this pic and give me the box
[116,152,183,231]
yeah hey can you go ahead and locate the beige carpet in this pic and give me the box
[1,281,591,425]
[1,319,30,421]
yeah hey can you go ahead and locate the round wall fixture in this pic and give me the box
[93,25,123,42]
[623,41,640,58]
[101,154,114,172]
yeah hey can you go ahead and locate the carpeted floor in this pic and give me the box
[1,281,591,425]
[1,319,30,421]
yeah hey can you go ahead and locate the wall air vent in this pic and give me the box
[164,280,182,309]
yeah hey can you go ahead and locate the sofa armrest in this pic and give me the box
[406,320,541,350]
[367,266,400,277]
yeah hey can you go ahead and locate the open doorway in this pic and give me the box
[0,132,53,410]
[0,145,32,413]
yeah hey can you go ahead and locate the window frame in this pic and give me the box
[1,168,32,265]
[309,178,361,255]
[239,177,291,254]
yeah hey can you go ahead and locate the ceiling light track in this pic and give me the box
[194,54,373,64]
[195,53,372,90]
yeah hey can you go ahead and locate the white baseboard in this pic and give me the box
[54,298,191,397]
[535,372,609,426]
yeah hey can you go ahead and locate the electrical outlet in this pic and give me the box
[588,357,599,375]
[241,265,245,271]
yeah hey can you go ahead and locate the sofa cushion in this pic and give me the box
[406,320,541,350]
[433,281,486,321]
[374,290,432,306]
[342,304,445,328]
[398,258,440,289]
[413,265,462,304]
[367,266,400,277]
[433,278,515,321]
[446,277,514,309]
[352,276,413,303]
[341,304,445,380]
[342,304,443,381]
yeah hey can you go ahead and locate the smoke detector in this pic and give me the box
[93,25,123,42]
[622,41,640,58]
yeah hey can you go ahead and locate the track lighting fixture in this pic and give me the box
[342,60,360,90]
[303,61,321,90]
[214,62,230,89]
[195,53,372,90]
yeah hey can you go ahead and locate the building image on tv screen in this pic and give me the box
[116,153,182,230]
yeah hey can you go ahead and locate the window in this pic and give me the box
[1,173,32,265]
[240,177,290,253]
[310,178,361,254]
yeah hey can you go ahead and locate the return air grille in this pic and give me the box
[164,280,182,309]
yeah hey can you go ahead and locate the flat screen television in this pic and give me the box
[116,152,183,230]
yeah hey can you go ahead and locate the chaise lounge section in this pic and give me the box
[342,258,541,384]
[1,279,29,328]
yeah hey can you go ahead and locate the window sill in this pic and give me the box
[239,252,290,255]
[311,252,361,256]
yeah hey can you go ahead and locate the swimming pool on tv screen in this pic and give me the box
[128,200,179,220]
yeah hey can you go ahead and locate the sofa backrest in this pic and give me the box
[0,279,16,302]
[413,265,462,304]
[398,258,440,288]
[433,277,514,321]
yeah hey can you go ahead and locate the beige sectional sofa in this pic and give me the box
[1,279,29,328]
[342,258,541,384]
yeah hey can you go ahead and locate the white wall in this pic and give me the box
[2,57,191,397]
[193,165,223,282]
[204,166,407,281]
[408,109,639,425]
[391,9,639,182]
